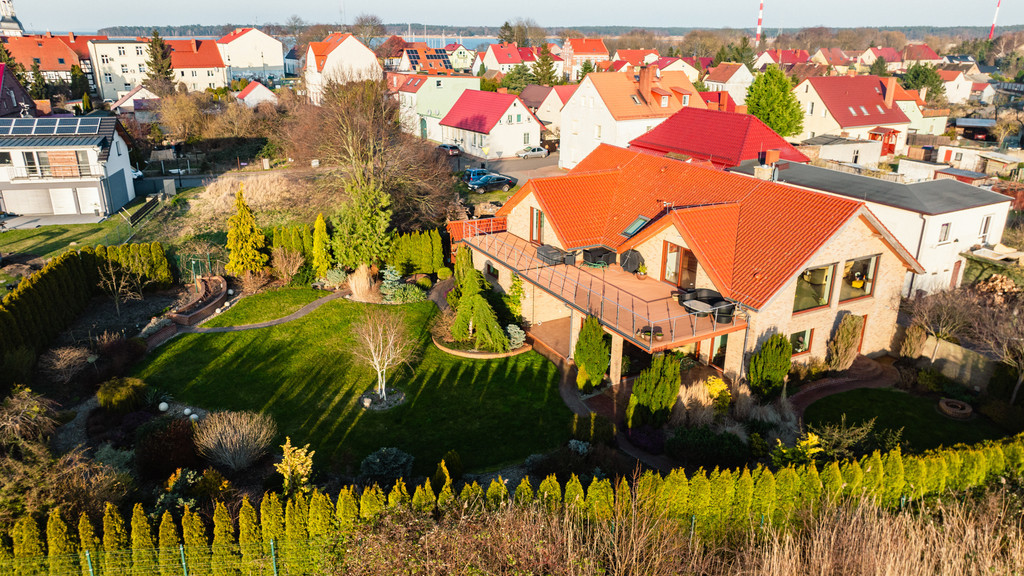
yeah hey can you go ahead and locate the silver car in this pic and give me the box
[516,146,549,159]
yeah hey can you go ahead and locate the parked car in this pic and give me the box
[462,168,494,182]
[131,167,144,180]
[468,173,518,193]
[516,146,549,159]
[437,144,462,156]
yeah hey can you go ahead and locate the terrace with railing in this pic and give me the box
[2,164,104,180]
[456,219,746,352]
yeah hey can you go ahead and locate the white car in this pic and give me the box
[131,167,144,179]
[517,146,549,159]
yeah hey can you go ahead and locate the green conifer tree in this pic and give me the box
[688,470,711,530]
[225,188,268,277]
[330,185,393,268]
[745,65,804,137]
[130,503,157,576]
[29,63,47,100]
[158,511,180,576]
[182,507,210,576]
[77,514,100,576]
[658,469,690,519]
[882,450,906,507]
[984,446,1006,480]
[237,498,260,571]
[103,503,129,576]
[388,479,410,509]
[0,533,12,576]
[533,44,558,85]
[283,496,309,575]
[706,469,734,536]
[46,508,75,576]
[306,491,335,544]
[451,293,510,352]
[772,467,801,524]
[334,488,359,533]
[412,481,437,514]
[820,461,844,504]
[211,502,237,576]
[861,452,885,502]
[14,516,45,575]
[458,482,485,510]
[513,478,534,505]
[902,457,925,502]
[259,493,284,556]
[634,471,663,513]
[585,478,614,521]
[144,29,175,95]
[841,460,864,498]
[485,478,509,510]
[429,229,444,273]
[564,474,586,511]
[573,316,610,391]
[538,475,563,513]
[799,464,823,511]
[943,451,963,491]
[311,214,331,279]
[359,485,385,520]
[732,468,754,526]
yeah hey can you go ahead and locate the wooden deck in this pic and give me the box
[465,231,747,352]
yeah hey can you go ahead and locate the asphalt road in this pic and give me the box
[449,151,564,183]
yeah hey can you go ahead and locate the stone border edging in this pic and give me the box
[431,336,532,359]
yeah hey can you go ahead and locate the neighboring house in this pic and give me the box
[0,116,136,216]
[858,47,903,72]
[471,52,485,75]
[53,32,107,92]
[559,68,706,169]
[398,43,454,74]
[937,69,972,104]
[388,72,480,141]
[90,38,229,101]
[680,56,713,76]
[935,167,996,187]
[810,48,857,74]
[561,38,610,80]
[892,83,950,136]
[483,43,522,74]
[454,143,921,383]
[798,135,883,167]
[936,146,1022,177]
[0,0,23,37]
[0,63,34,118]
[439,90,540,158]
[304,33,381,105]
[613,49,659,66]
[235,81,277,108]
[971,82,996,104]
[702,62,754,105]
[781,62,830,84]
[110,85,160,123]
[284,46,302,76]
[518,84,551,111]
[902,43,943,67]
[628,107,809,169]
[731,159,1010,295]
[517,46,564,79]
[444,43,476,72]
[897,158,948,182]
[792,75,912,156]
[518,84,576,139]
[653,57,692,77]
[698,91,745,114]
[3,34,81,84]
[216,27,285,80]
[753,49,809,70]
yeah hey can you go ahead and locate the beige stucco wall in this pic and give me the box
[631,226,715,289]
[505,192,565,250]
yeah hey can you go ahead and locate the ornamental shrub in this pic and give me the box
[748,334,793,399]
[506,324,526,349]
[360,447,414,488]
[626,354,681,428]
[437,267,452,280]
[323,268,348,289]
[194,411,278,472]
[97,377,148,415]
[827,314,864,371]
[574,316,609,392]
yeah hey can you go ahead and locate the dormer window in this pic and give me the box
[877,105,885,114]
[630,95,640,104]
[660,95,669,107]
[683,95,690,106]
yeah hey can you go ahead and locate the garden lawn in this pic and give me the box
[0,199,149,257]
[803,388,1008,452]
[203,288,326,328]
[134,299,570,474]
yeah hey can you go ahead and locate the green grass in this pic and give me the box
[804,388,1009,452]
[0,198,149,257]
[0,271,17,297]
[134,298,570,474]
[203,288,326,328]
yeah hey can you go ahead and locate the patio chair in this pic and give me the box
[711,300,735,324]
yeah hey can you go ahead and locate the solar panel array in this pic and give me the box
[0,118,103,136]
[407,49,452,69]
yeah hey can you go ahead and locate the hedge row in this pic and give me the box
[387,230,445,276]
[2,435,1022,574]
[0,243,172,358]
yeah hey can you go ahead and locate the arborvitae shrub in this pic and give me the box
[750,467,776,523]
[103,502,129,575]
[485,479,508,510]
[387,479,410,509]
[563,474,585,510]
[585,478,614,521]
[748,334,793,399]
[131,503,157,576]
[158,511,180,576]
[659,469,689,518]
[513,478,534,505]
[359,485,385,520]
[97,377,147,415]
[574,316,609,392]
[259,492,284,556]
[412,481,436,514]
[334,488,359,533]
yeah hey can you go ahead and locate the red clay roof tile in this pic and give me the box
[805,75,910,128]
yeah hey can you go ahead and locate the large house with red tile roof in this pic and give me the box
[303,33,382,105]
[451,143,921,381]
[397,43,455,74]
[699,91,745,114]
[561,38,610,80]
[216,27,285,81]
[629,107,809,169]
[809,48,858,74]
[936,69,972,104]
[858,47,903,72]
[891,83,949,136]
[702,62,754,105]
[89,38,229,101]
[443,43,476,72]
[753,49,810,71]
[51,33,106,91]
[482,43,563,78]
[902,43,943,67]
[613,49,659,66]
[2,35,82,85]
[792,76,912,156]
[559,68,706,169]
[386,72,480,141]
[439,90,540,158]
[518,84,577,140]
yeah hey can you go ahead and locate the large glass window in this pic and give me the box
[530,207,544,244]
[840,255,879,302]
[790,328,813,356]
[794,264,835,313]
[710,334,728,370]
[663,242,698,289]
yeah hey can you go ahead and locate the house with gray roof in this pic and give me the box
[0,116,136,217]
[732,159,1012,295]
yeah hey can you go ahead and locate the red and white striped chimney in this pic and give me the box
[755,0,765,46]
[990,0,1002,40]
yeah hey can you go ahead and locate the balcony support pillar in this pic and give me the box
[567,308,582,360]
[608,331,624,387]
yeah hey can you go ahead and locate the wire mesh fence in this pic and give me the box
[176,254,228,283]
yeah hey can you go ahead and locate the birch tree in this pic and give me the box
[352,307,417,401]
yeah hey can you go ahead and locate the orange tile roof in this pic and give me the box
[497,144,918,309]
[705,62,745,83]
[2,36,79,72]
[566,38,608,56]
[50,33,107,60]
[165,39,225,69]
[553,84,577,105]
[217,28,256,44]
[588,70,706,121]
[309,33,355,72]
[937,69,963,82]
[615,49,659,65]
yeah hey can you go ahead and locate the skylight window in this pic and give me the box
[848,106,857,116]
[631,95,640,104]
[877,105,885,114]
[622,216,650,237]
[860,106,869,115]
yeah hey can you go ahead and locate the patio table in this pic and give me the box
[683,300,712,318]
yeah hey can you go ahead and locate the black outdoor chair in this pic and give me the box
[694,289,722,303]
[711,300,736,324]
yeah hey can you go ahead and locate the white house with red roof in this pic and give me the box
[443,43,476,72]
[3,34,83,85]
[858,47,903,72]
[810,48,858,74]
[89,38,228,101]
[902,43,943,67]
[937,69,972,104]
[110,85,160,123]
[519,84,577,139]
[561,38,610,80]
[971,82,996,104]
[753,49,810,71]
[891,83,949,136]
[702,62,754,105]
[793,76,912,156]
[613,49,659,66]
[560,68,706,169]
[235,81,277,108]
[387,72,481,141]
[53,33,107,91]
[451,143,922,381]
[440,90,540,159]
[397,43,454,74]
[483,43,523,74]
[304,33,382,105]
[216,27,285,80]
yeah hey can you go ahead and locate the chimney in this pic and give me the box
[760,149,781,166]
[919,86,928,102]
[883,77,896,109]
[638,65,655,102]
[753,165,776,181]
[68,32,75,41]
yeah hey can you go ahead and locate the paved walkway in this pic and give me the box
[181,290,349,334]
[788,356,899,419]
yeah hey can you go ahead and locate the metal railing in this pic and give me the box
[4,164,104,180]
[459,219,743,350]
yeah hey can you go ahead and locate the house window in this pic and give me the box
[530,207,545,244]
[209,83,215,88]
[121,65,129,74]
[101,55,110,64]
[794,264,835,313]
[980,215,993,243]
[938,223,951,244]
[103,73,112,83]
[594,124,602,139]
[0,152,11,165]
[630,95,640,104]
[22,151,50,177]
[117,46,126,56]
[507,114,513,123]
[436,80,442,87]
[181,71,186,77]
[191,71,198,77]
[115,141,122,156]
[660,95,669,107]
[136,46,144,56]
[790,328,813,356]
[683,94,690,106]
[516,114,522,122]
[208,70,214,77]
[58,58,65,65]
[839,255,879,302]
[138,64,145,73]
[123,83,131,90]
[571,119,579,135]
[485,262,499,280]
[32,58,40,65]
[663,242,699,289]
[523,132,530,145]
[808,102,814,115]
[954,152,963,161]
[848,106,857,116]
[710,334,729,370]
[622,216,649,237]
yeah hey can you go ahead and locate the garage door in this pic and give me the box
[1,189,53,215]
[49,188,78,215]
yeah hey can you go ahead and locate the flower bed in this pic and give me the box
[431,336,533,360]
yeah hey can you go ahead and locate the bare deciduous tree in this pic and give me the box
[352,307,418,401]
[40,346,91,387]
[272,247,305,283]
[905,289,979,360]
[97,257,147,317]
[351,13,385,48]
[972,300,1024,405]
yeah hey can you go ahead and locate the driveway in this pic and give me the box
[1,214,105,230]
[450,151,565,183]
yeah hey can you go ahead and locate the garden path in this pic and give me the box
[788,356,899,419]
[181,290,349,334]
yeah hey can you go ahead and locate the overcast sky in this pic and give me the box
[16,0,1024,34]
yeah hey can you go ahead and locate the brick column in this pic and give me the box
[567,309,580,359]
[609,332,624,386]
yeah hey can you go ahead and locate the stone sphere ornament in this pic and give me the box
[183,408,192,416]
[158,402,169,412]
